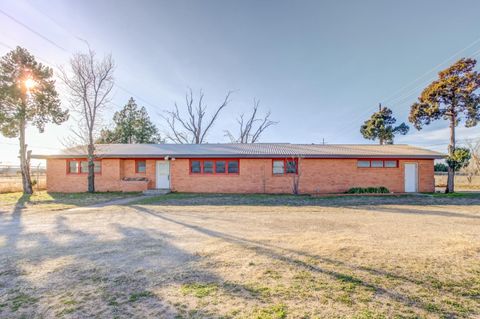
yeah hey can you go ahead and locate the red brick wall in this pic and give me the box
[170,158,434,194]
[121,159,156,188]
[47,158,434,193]
[46,158,158,192]
[46,158,123,192]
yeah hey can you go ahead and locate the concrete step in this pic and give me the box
[143,189,171,196]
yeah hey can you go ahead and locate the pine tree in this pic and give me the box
[0,47,68,194]
[97,98,162,144]
[409,58,480,193]
[360,104,409,145]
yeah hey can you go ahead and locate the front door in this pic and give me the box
[404,163,418,192]
[156,161,170,189]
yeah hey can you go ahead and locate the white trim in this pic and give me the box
[404,162,418,192]
[156,160,171,189]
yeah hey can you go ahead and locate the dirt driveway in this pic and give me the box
[0,194,479,318]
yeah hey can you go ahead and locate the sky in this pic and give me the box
[2,0,480,165]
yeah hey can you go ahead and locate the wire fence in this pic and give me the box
[0,165,46,193]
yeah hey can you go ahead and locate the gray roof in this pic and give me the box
[32,143,445,159]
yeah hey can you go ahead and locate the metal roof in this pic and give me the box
[32,143,445,159]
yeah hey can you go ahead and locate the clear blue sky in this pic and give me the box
[2,0,480,164]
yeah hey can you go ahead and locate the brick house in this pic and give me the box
[33,143,444,194]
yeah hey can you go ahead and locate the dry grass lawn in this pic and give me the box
[0,191,141,212]
[0,176,46,194]
[0,193,479,318]
[435,174,480,191]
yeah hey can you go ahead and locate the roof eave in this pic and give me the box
[32,154,446,160]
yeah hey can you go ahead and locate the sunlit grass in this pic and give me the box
[0,190,140,211]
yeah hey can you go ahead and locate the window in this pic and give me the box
[189,159,239,175]
[385,160,397,168]
[286,160,298,173]
[273,159,298,175]
[67,159,102,174]
[215,160,226,173]
[371,160,384,168]
[191,160,201,173]
[228,160,239,174]
[204,161,214,173]
[94,161,102,173]
[357,160,370,168]
[273,160,285,174]
[136,160,146,173]
[69,161,79,173]
[80,161,88,173]
[357,160,398,168]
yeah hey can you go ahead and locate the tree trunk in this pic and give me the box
[19,117,33,194]
[87,143,95,193]
[446,114,456,193]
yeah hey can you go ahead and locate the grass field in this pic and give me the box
[435,174,480,191]
[0,176,46,193]
[0,191,141,212]
[0,193,479,318]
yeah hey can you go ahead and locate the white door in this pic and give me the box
[404,163,418,192]
[156,161,170,189]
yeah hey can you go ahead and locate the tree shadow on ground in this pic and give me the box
[0,205,275,318]
[132,205,471,318]
[353,205,480,220]
[132,192,480,208]
[0,202,342,317]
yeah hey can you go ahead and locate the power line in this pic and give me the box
[381,34,480,104]
[387,46,480,109]
[330,35,480,140]
[0,8,68,52]
[0,141,62,151]
[0,40,14,50]
[0,7,162,113]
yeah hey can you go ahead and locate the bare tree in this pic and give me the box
[225,99,277,143]
[463,139,480,184]
[60,48,115,192]
[291,157,302,195]
[162,89,232,144]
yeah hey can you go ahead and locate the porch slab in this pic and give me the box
[143,189,171,196]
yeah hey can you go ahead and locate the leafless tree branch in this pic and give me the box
[161,89,232,144]
[225,99,278,143]
[59,47,115,192]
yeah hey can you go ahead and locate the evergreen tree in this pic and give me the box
[0,47,68,194]
[98,97,162,144]
[409,58,480,193]
[360,104,409,144]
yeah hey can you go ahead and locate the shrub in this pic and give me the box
[122,177,148,182]
[434,163,448,172]
[346,186,390,194]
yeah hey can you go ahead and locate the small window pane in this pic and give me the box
[69,161,79,173]
[216,161,226,173]
[273,160,284,174]
[137,160,146,173]
[286,160,297,173]
[80,161,88,173]
[357,160,370,168]
[228,160,239,174]
[191,160,201,173]
[385,160,397,168]
[204,161,214,173]
[371,160,384,168]
[94,161,101,173]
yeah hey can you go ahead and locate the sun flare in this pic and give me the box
[24,78,36,89]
